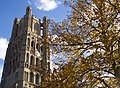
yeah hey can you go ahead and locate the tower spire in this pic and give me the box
[26,6,32,15]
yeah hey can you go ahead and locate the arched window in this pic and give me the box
[36,74,39,84]
[40,29,43,36]
[24,71,28,81]
[30,56,34,65]
[34,23,39,30]
[31,41,35,48]
[15,44,17,51]
[36,43,40,52]
[27,38,30,46]
[41,46,43,52]
[13,59,15,68]
[30,72,34,83]
[36,58,39,66]
[26,53,29,63]
[36,43,39,50]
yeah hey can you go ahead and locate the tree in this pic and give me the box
[41,0,120,87]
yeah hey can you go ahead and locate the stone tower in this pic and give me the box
[0,6,50,88]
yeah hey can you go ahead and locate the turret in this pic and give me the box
[42,16,50,81]
[26,6,32,15]
[24,6,32,28]
[43,16,48,38]
[14,17,20,24]
[11,18,19,39]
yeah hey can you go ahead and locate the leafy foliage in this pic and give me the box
[41,0,120,88]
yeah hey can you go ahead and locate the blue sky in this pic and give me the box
[0,0,70,81]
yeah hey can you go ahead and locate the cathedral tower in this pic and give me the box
[1,6,50,88]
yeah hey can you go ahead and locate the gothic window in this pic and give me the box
[31,41,35,49]
[26,53,29,63]
[19,53,21,59]
[15,44,17,51]
[27,38,30,46]
[41,46,43,52]
[36,74,39,84]
[30,56,34,65]
[13,59,15,68]
[12,60,15,69]
[19,23,22,30]
[12,46,14,52]
[36,43,40,52]
[24,72,28,81]
[16,57,17,63]
[48,62,50,70]
[30,72,34,83]
[36,58,39,66]
[34,23,39,30]
[40,29,43,37]
[36,43,38,50]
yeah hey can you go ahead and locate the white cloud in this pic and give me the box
[0,37,8,60]
[27,0,32,5]
[32,0,61,11]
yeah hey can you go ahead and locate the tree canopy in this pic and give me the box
[41,0,120,87]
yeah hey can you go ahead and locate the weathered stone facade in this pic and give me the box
[0,6,50,88]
